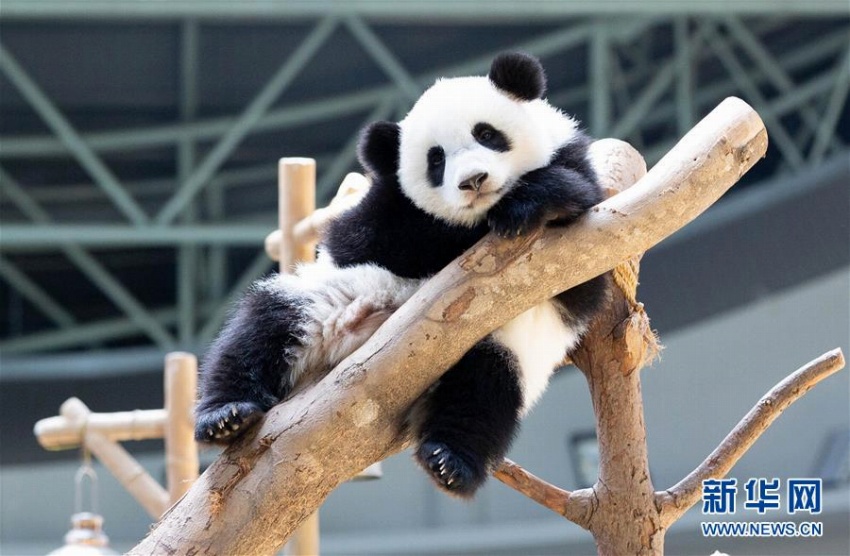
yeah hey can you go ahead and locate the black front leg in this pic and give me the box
[487,164,603,238]
[195,279,305,444]
[413,338,523,498]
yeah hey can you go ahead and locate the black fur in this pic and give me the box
[427,146,446,187]
[414,338,522,498]
[357,121,400,176]
[195,283,305,444]
[326,157,489,279]
[488,52,547,101]
[472,122,511,152]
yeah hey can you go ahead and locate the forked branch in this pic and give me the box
[657,348,846,526]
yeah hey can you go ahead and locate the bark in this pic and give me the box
[130,97,767,555]
[571,289,665,555]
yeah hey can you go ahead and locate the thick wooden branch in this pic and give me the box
[657,348,846,527]
[131,97,767,555]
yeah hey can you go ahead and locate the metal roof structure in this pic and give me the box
[0,4,848,422]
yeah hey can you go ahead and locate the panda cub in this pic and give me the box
[195,52,607,498]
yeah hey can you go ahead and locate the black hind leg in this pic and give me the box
[413,338,522,498]
[195,279,305,444]
[554,272,610,329]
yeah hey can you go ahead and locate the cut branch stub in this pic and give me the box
[131,97,767,556]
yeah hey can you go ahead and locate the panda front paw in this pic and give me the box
[415,441,487,498]
[486,200,546,238]
[194,401,264,444]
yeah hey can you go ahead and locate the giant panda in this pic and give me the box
[195,52,608,498]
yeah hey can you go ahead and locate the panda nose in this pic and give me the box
[458,172,488,192]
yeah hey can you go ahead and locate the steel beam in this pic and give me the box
[634,30,848,135]
[0,21,617,159]
[674,17,694,135]
[0,42,148,224]
[317,98,396,199]
[1,224,273,249]
[345,15,421,101]
[809,48,850,164]
[198,251,275,344]
[177,18,200,347]
[0,90,387,159]
[702,21,805,168]
[590,20,612,137]
[722,16,843,154]
[155,17,338,225]
[3,0,848,19]
[0,19,645,166]
[0,167,175,348]
[0,255,76,328]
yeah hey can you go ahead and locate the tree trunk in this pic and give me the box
[572,289,665,555]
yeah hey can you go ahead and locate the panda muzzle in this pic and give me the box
[458,172,489,192]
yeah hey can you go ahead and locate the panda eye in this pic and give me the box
[472,123,510,152]
[427,146,445,167]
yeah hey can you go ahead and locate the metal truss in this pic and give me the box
[0,13,848,375]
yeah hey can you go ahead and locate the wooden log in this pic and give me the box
[131,97,768,556]
[265,172,369,262]
[164,352,199,505]
[279,158,321,556]
[34,403,166,450]
[277,158,317,272]
[60,398,169,519]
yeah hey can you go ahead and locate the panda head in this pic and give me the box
[358,52,580,227]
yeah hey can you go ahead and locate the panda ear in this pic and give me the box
[357,121,400,176]
[488,52,547,101]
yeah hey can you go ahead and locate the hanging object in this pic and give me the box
[48,452,118,556]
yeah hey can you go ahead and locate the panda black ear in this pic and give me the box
[488,52,547,101]
[357,121,400,176]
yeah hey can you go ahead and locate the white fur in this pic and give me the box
[398,76,578,227]
[257,255,423,390]
[493,301,585,414]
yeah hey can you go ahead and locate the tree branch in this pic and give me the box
[657,348,846,527]
[131,97,767,555]
[493,459,595,529]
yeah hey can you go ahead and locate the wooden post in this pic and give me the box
[35,407,167,449]
[164,352,199,505]
[278,158,317,272]
[279,157,320,556]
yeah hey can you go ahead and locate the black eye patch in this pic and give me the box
[472,122,511,152]
[426,146,446,187]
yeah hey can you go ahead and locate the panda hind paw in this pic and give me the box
[416,441,486,498]
[194,401,264,444]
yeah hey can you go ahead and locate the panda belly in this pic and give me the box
[276,259,423,386]
[491,300,582,414]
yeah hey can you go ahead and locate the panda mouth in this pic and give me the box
[461,189,501,209]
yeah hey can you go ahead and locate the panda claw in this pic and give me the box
[195,401,265,444]
[432,448,442,456]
